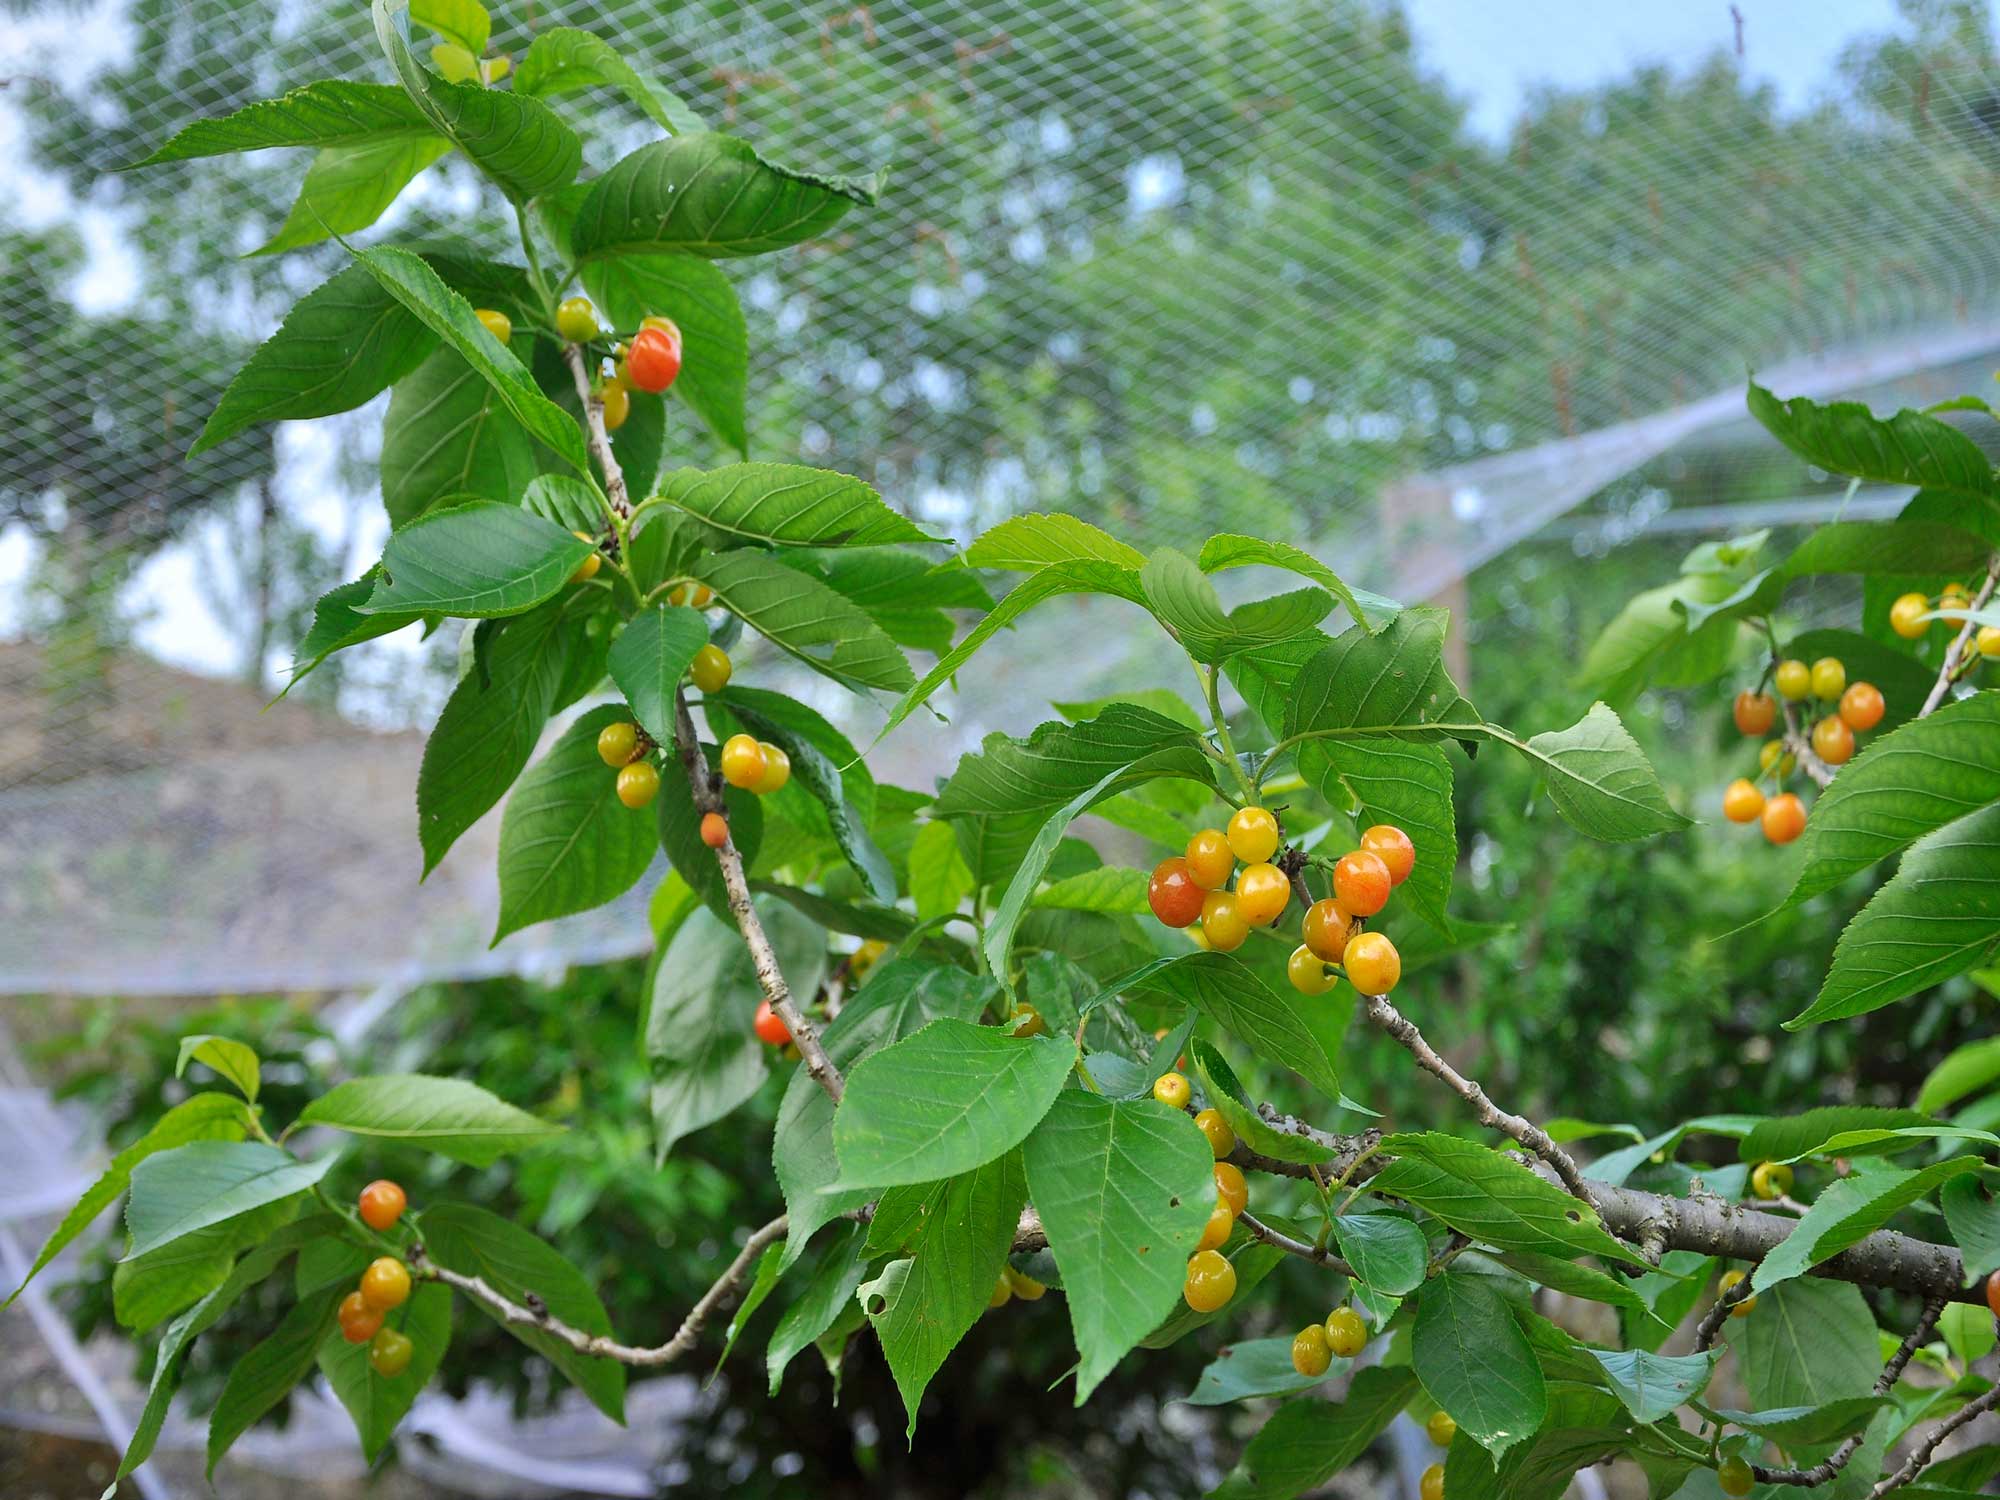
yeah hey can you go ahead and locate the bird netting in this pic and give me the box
[6,0,2000,994]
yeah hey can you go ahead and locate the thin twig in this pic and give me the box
[1360,993,1598,1207]
[1237,1209,1354,1276]
[1869,1380,2000,1497]
[1756,1298,1943,1487]
[408,1216,788,1367]
[1692,1275,1753,1353]
[1919,552,1999,718]
[561,343,631,520]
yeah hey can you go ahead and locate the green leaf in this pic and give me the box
[1921,1037,2000,1115]
[206,1283,347,1476]
[114,1194,301,1332]
[351,244,592,474]
[417,1202,625,1422]
[1189,1041,1337,1167]
[1782,695,2000,908]
[1105,953,1343,1101]
[318,1281,451,1460]
[1736,1278,1880,1409]
[649,464,936,547]
[1515,703,1691,841]
[1140,546,1331,663]
[1748,380,1998,503]
[418,604,575,875]
[175,1036,260,1102]
[831,1019,1074,1190]
[298,1074,564,1166]
[965,511,1148,571]
[192,263,437,457]
[1412,1269,1547,1459]
[647,900,826,1158]
[1738,1106,1942,1162]
[1440,1381,1632,1500]
[285,571,422,688]
[1033,866,1148,914]
[380,350,539,526]
[1182,1336,1340,1406]
[5,1093,246,1309]
[862,1152,1027,1439]
[128,80,433,166]
[1023,1089,1216,1403]
[936,704,1210,818]
[1207,1365,1420,1500]
[693,549,914,694]
[1751,1159,1980,1292]
[1332,1211,1428,1295]
[1589,1347,1719,1423]
[772,961,997,1272]
[1795,804,2000,1025]
[493,704,661,942]
[715,1243,787,1377]
[767,1222,867,1396]
[570,133,882,261]
[255,134,453,256]
[411,0,489,51]
[606,604,710,749]
[372,0,581,203]
[582,254,745,452]
[1707,1397,1891,1446]
[909,820,974,922]
[1369,1133,1645,1265]
[1496,1249,1654,1317]
[515,26,703,134]
[1942,1172,2000,1284]
[1197,533,1398,632]
[362,502,591,619]
[125,1141,334,1259]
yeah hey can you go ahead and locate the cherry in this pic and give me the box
[1773,659,1810,701]
[1761,792,1806,846]
[338,1290,383,1344]
[1420,1463,1446,1500]
[1006,1268,1048,1301]
[555,297,599,342]
[1980,625,2000,659]
[1986,1268,2000,1318]
[1009,1003,1046,1038]
[1148,857,1206,928]
[1718,1457,1754,1497]
[1426,1410,1457,1447]
[1360,824,1416,886]
[597,721,640,767]
[1226,805,1280,863]
[1811,715,1854,766]
[1838,681,1884,732]
[1732,691,1776,736]
[1235,861,1290,926]
[1193,1108,1236,1160]
[1750,1161,1793,1200]
[625,326,682,393]
[1288,944,1335,996]
[852,939,887,977]
[1199,890,1249,952]
[359,1257,412,1312]
[1290,1323,1332,1378]
[570,532,601,583]
[669,583,715,608]
[689,644,731,694]
[473,308,512,344]
[1722,778,1765,824]
[751,742,791,795]
[357,1180,406,1232]
[987,1275,1013,1310]
[1332,849,1391,917]
[1213,1162,1248,1217]
[369,1326,414,1378]
[753,998,791,1046]
[1810,656,1846,700]
[615,761,660,810]
[1182,1249,1236,1312]
[1324,1304,1367,1357]
[1890,592,1932,639]
[1184,828,1235,890]
[700,811,729,849]
[1342,931,1401,996]
[1718,1268,1756,1318]
[1152,1071,1191,1109]
[1759,740,1795,777]
[641,315,681,337]
[1301,898,1351,961]
[720,734,768,790]
[600,380,630,433]
[1195,1196,1234,1252]
[1942,582,1972,611]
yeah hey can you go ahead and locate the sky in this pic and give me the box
[1,0,1992,687]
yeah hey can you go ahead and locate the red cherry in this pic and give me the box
[754,999,791,1046]
[625,326,682,393]
[700,811,729,849]
[1148,857,1206,928]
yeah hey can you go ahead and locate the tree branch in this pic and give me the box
[408,1215,789,1367]
[561,342,631,519]
[1919,551,1999,718]
[1869,1380,2000,1497]
[1756,1298,1943,1486]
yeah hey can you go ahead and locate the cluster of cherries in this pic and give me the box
[1724,654,1883,843]
[474,299,685,437]
[1145,1072,1252,1313]
[1146,807,1413,999]
[1890,583,2000,660]
[335,1180,418,1377]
